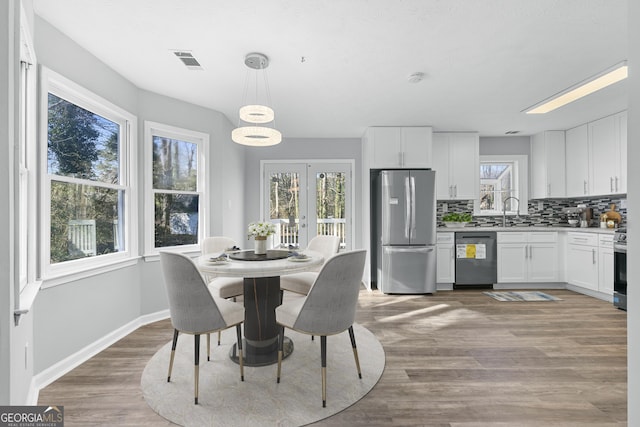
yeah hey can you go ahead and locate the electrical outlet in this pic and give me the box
[442,203,448,213]
[620,199,627,209]
[538,201,544,210]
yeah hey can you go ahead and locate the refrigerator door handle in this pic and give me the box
[410,176,416,239]
[404,176,411,239]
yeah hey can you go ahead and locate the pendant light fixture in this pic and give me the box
[232,53,282,146]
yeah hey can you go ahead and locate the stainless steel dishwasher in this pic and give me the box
[454,231,497,288]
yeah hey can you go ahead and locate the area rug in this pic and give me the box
[484,291,562,302]
[141,323,385,427]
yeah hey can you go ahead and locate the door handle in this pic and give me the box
[410,176,416,239]
[405,177,411,238]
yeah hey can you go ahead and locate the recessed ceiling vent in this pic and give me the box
[172,51,203,70]
[505,130,520,135]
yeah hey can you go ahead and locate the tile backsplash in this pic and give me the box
[437,196,627,228]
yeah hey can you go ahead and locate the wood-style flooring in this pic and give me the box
[38,289,627,426]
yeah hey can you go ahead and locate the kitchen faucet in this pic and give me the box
[502,196,520,227]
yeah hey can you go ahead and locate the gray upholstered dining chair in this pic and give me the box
[201,236,245,346]
[160,251,245,405]
[279,235,341,297]
[275,249,367,407]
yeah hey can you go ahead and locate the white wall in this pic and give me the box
[627,1,638,424]
[479,136,530,156]
[0,0,16,406]
[242,137,362,248]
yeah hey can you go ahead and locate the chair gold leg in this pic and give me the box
[348,326,362,379]
[167,329,179,382]
[277,326,284,383]
[321,335,327,407]
[236,324,244,381]
[207,333,211,362]
[194,334,200,405]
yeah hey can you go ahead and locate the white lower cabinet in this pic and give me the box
[598,234,614,294]
[497,232,559,283]
[436,232,455,284]
[566,232,613,295]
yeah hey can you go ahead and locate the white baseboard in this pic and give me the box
[31,309,170,404]
[565,284,613,302]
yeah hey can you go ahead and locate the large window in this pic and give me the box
[144,122,208,255]
[475,155,528,216]
[41,68,137,280]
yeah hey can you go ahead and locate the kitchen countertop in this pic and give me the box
[437,226,617,234]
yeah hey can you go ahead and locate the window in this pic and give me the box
[144,122,208,255]
[41,68,137,280]
[475,155,528,216]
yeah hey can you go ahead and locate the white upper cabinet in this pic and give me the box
[589,111,626,195]
[565,124,590,197]
[365,126,432,169]
[530,131,566,199]
[432,132,479,200]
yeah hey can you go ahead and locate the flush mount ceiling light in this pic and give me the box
[232,53,282,146]
[524,61,628,114]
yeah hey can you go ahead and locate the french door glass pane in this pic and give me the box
[154,193,199,248]
[315,171,346,249]
[268,171,300,248]
[50,180,122,263]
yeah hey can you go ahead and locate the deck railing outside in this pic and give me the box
[273,218,346,248]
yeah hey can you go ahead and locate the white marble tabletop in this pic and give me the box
[197,249,323,278]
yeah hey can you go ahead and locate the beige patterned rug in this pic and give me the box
[141,323,385,426]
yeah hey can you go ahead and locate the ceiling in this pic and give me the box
[32,0,628,139]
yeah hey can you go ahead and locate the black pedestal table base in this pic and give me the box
[229,276,292,366]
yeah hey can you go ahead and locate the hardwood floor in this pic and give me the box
[38,289,627,426]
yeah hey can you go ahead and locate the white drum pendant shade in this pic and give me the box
[232,126,282,146]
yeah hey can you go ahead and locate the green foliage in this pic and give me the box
[442,212,472,222]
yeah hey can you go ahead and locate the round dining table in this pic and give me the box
[197,249,323,366]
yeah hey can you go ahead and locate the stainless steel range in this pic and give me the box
[613,228,627,310]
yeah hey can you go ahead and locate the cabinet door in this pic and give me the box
[565,124,590,197]
[370,127,402,168]
[401,127,432,168]
[566,244,599,291]
[497,243,527,282]
[449,134,479,200]
[589,115,618,195]
[436,244,455,283]
[598,247,614,294]
[546,132,566,197]
[530,133,546,199]
[528,243,559,282]
[432,134,451,199]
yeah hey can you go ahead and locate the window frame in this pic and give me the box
[143,121,209,258]
[39,67,138,286]
[474,154,528,216]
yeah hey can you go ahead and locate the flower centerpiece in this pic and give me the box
[247,221,276,255]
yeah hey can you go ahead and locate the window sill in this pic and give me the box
[41,256,141,289]
[143,249,201,263]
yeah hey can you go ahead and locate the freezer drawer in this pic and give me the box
[380,245,436,294]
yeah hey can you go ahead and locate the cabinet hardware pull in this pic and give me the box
[610,177,614,192]
[454,185,457,198]
[592,248,596,264]
[547,184,551,197]
[615,176,619,192]
[583,180,587,195]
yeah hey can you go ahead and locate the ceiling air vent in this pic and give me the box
[505,130,520,135]
[172,50,203,70]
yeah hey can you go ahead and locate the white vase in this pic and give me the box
[254,237,267,255]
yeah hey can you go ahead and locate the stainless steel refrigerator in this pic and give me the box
[373,169,437,294]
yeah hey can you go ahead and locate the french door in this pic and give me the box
[262,161,352,250]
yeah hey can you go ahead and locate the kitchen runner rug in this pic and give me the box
[483,291,562,302]
[141,323,385,427]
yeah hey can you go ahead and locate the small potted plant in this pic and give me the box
[442,212,472,228]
